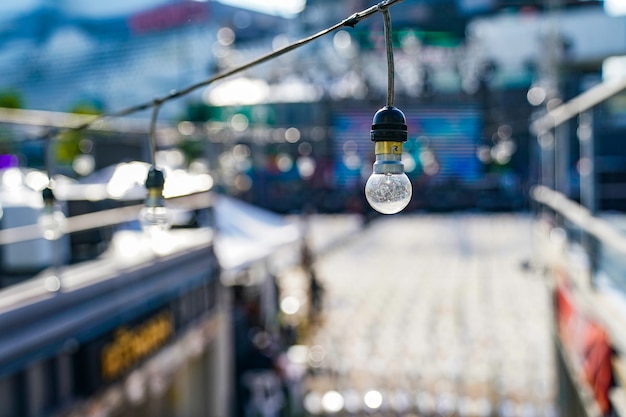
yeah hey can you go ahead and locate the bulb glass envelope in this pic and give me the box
[140,167,170,233]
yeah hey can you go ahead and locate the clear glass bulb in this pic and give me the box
[365,172,412,214]
[139,205,170,234]
[38,205,67,240]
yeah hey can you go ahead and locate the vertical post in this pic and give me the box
[43,132,64,292]
[539,130,555,191]
[578,109,598,284]
[555,121,570,198]
[553,121,570,230]
[578,110,595,214]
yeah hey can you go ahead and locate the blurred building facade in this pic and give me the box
[2,1,626,417]
[0,0,618,216]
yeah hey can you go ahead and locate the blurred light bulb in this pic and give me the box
[39,206,67,240]
[366,106,412,214]
[38,187,67,240]
[140,167,170,233]
[139,205,169,231]
[364,390,383,410]
[322,390,344,413]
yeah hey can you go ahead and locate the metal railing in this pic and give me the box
[529,74,626,268]
[530,76,626,417]
[531,76,626,213]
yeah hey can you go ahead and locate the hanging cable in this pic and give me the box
[141,99,169,234]
[382,8,395,107]
[0,0,409,245]
[148,99,162,166]
[39,130,68,240]
[42,129,55,183]
[364,4,412,215]
[70,0,404,132]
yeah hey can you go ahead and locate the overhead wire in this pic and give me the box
[148,99,162,166]
[0,0,406,245]
[382,8,395,107]
[71,0,405,132]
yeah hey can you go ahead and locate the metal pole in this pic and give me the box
[555,121,570,198]
[578,110,596,214]
[578,109,598,283]
[539,130,555,191]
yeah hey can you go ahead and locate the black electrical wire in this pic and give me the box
[148,99,162,166]
[382,8,395,107]
[0,0,406,245]
[73,0,404,132]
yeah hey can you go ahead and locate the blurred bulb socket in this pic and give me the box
[144,167,165,191]
[144,167,165,206]
[42,187,55,206]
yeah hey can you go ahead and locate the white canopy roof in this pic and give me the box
[213,194,300,273]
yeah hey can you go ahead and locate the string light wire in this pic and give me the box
[382,8,395,107]
[0,0,406,244]
[72,0,405,133]
[148,99,162,166]
[363,4,411,215]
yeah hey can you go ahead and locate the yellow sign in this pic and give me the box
[101,311,174,380]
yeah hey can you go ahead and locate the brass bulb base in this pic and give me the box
[147,188,163,199]
[375,141,403,156]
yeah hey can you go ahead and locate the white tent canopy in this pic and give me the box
[213,195,301,274]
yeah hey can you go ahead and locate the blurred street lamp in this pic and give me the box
[16,1,409,218]
[38,186,67,240]
[140,101,170,234]
[39,131,67,241]
[139,166,170,233]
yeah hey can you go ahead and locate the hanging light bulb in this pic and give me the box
[139,167,170,233]
[365,105,412,214]
[38,187,67,240]
[364,7,412,214]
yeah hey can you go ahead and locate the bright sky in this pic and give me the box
[0,0,306,19]
[0,0,171,19]
[605,0,626,16]
[63,0,170,17]
[0,0,40,19]
[216,0,306,17]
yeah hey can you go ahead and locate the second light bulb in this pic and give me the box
[140,167,170,233]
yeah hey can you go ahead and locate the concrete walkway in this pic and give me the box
[303,214,556,417]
